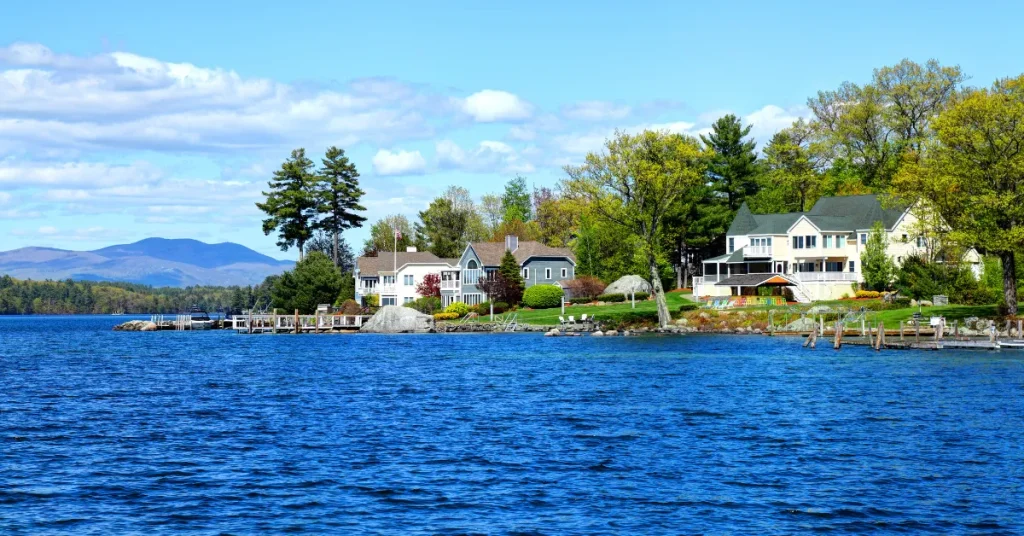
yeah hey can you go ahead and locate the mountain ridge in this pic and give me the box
[0,238,294,287]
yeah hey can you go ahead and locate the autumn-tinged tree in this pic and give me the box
[257,148,317,260]
[415,273,441,298]
[565,130,707,327]
[893,75,1024,314]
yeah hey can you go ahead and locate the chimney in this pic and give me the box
[406,246,417,252]
[505,235,519,252]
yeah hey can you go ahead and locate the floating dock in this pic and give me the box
[227,313,373,334]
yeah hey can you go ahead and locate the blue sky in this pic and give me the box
[1,0,1021,259]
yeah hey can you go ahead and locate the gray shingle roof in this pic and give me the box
[727,202,760,235]
[356,251,456,275]
[715,273,796,287]
[728,194,908,237]
[706,247,747,263]
[469,241,576,266]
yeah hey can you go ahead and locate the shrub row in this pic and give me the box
[855,290,882,299]
[597,293,625,302]
[433,312,459,321]
[523,285,564,309]
[474,301,509,315]
[444,302,470,317]
[569,297,594,305]
[678,303,699,312]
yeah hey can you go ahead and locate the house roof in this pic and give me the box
[715,273,796,287]
[729,194,909,237]
[356,251,456,275]
[705,247,747,263]
[469,240,576,266]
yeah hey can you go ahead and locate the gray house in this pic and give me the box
[440,236,576,307]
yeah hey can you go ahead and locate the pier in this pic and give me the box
[228,312,373,334]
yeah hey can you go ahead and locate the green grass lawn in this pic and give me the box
[872,304,1000,324]
[481,291,694,326]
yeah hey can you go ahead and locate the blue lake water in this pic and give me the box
[2,315,1023,534]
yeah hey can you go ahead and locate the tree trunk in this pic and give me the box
[298,242,305,262]
[1001,251,1018,315]
[648,255,670,328]
[333,231,340,267]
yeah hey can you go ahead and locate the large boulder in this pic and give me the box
[604,275,652,296]
[359,306,435,333]
[113,320,158,332]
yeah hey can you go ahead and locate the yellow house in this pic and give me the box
[693,194,943,303]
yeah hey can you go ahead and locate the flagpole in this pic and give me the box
[393,228,397,277]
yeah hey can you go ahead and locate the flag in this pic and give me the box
[395,229,402,240]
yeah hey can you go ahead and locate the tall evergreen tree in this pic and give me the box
[501,175,532,223]
[313,146,366,267]
[257,148,317,261]
[418,197,468,258]
[700,114,759,213]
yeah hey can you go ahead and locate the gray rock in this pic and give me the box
[604,330,618,336]
[113,320,157,332]
[604,275,652,296]
[359,306,435,333]
[622,330,631,337]
[591,331,604,337]
[545,328,560,337]
[920,300,933,307]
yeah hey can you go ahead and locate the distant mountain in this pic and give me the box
[0,238,294,287]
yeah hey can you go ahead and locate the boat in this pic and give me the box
[188,307,215,330]
[111,309,125,316]
[997,340,1024,349]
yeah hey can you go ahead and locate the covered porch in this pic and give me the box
[715,273,797,297]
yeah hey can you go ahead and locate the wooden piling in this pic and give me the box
[899,321,904,342]
[314,311,320,334]
[247,309,252,335]
[272,309,278,334]
[861,317,867,338]
[294,309,300,334]
[803,326,818,349]
[833,320,842,349]
[915,320,920,343]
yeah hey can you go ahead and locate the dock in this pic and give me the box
[227,313,373,334]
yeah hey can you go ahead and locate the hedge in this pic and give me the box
[474,301,508,315]
[855,290,882,299]
[597,293,626,302]
[569,297,594,305]
[679,303,699,312]
[523,285,564,309]
[433,312,459,321]
[444,302,470,317]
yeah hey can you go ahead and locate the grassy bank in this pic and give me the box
[483,291,694,327]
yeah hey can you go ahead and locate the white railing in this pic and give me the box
[379,284,396,294]
[463,269,483,285]
[698,273,723,284]
[745,246,772,257]
[361,286,379,295]
[792,272,858,282]
[441,279,459,290]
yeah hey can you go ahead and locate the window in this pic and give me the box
[728,237,735,253]
[826,261,843,272]
[467,260,478,269]
[849,261,856,272]
[806,235,816,248]
[767,237,772,247]
[403,274,414,286]
[561,268,568,278]
[837,235,846,248]
[523,267,529,279]
[545,268,552,279]
[383,275,395,285]
[464,294,483,306]
[403,297,413,304]
[381,296,397,306]
[792,236,799,249]
[916,236,927,248]
[824,235,832,248]
[860,233,867,245]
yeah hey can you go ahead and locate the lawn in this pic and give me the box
[484,291,694,326]
[872,304,1000,324]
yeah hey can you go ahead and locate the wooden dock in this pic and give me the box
[228,313,373,334]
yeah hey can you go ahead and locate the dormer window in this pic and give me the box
[467,260,478,269]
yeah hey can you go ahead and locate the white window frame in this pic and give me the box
[728,237,735,253]
[545,268,551,279]
[561,268,567,278]
[463,293,483,306]
[403,274,414,286]
[403,297,413,304]
[523,267,529,279]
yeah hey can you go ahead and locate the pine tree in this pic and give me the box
[498,249,525,304]
[257,148,317,260]
[313,146,366,267]
[501,176,532,223]
[701,115,759,212]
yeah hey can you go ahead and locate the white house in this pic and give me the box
[354,248,456,306]
[694,194,981,302]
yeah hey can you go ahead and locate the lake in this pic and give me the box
[2,315,1022,534]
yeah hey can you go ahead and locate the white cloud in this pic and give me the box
[0,161,162,189]
[743,104,809,145]
[436,140,534,174]
[459,90,532,122]
[0,192,10,204]
[372,149,427,176]
[562,101,632,121]
[38,225,58,235]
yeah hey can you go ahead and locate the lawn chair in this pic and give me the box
[581,314,589,325]
[558,316,567,326]
[568,316,576,324]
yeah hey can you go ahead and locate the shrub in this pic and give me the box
[474,301,507,315]
[337,299,361,315]
[855,290,881,299]
[433,312,459,321]
[679,303,699,312]
[494,302,509,313]
[633,292,650,301]
[365,294,380,307]
[522,284,564,309]
[892,296,912,308]
[444,302,470,317]
[597,293,626,302]
[406,296,442,315]
[563,276,606,299]
[569,297,594,305]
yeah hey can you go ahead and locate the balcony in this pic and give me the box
[463,269,483,285]
[361,286,379,295]
[379,284,396,294]
[792,272,858,282]
[440,279,459,290]
[744,246,772,258]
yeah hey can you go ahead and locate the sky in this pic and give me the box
[1,0,1022,260]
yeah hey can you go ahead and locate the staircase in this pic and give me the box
[790,283,813,304]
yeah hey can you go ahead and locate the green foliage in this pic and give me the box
[271,252,345,314]
[678,303,699,312]
[501,176,532,223]
[861,222,896,291]
[337,299,362,315]
[418,187,488,258]
[257,148,317,259]
[498,250,525,301]
[568,297,594,305]
[443,302,470,317]
[474,301,507,315]
[633,292,650,301]
[700,114,760,212]
[362,215,413,256]
[522,285,564,309]
[0,277,253,315]
[433,312,459,321]
[894,254,994,305]
[597,293,626,302]
[365,294,379,308]
[405,296,442,315]
[312,146,366,266]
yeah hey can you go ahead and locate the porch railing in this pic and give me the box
[792,272,858,282]
[744,246,772,257]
